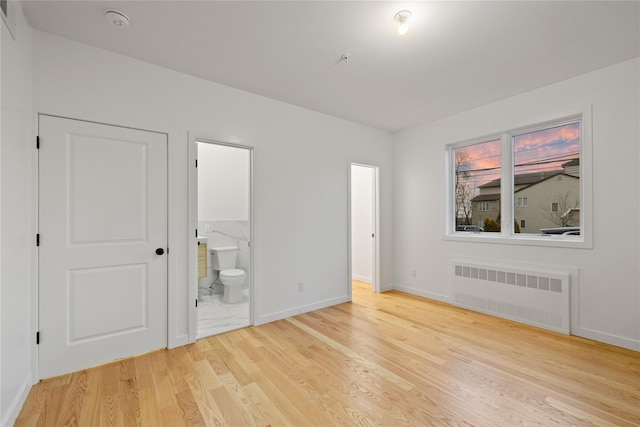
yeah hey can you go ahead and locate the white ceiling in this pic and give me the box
[22,1,640,132]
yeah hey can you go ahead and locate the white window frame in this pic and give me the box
[478,201,490,211]
[551,202,560,212]
[517,197,528,207]
[445,109,593,249]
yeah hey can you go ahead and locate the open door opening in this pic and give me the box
[188,136,254,342]
[350,163,380,296]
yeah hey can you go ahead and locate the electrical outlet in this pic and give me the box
[299,282,304,292]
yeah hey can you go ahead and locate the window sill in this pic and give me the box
[444,232,592,249]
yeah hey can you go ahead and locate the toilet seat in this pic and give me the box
[220,269,245,278]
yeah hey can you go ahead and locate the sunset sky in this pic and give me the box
[455,122,580,189]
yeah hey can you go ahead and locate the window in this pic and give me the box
[448,115,586,245]
[453,139,501,229]
[512,122,580,234]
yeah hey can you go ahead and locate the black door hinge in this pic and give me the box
[36,234,40,246]
[195,159,198,168]
[195,299,198,308]
[36,136,40,149]
[36,331,40,345]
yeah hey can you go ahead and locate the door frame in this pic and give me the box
[348,162,380,297]
[187,132,255,342]
[34,113,170,380]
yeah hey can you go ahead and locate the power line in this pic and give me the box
[457,153,579,176]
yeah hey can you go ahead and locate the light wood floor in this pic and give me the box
[15,281,640,426]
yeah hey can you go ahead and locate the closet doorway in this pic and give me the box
[350,163,380,295]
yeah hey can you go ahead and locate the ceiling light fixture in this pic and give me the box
[394,10,412,36]
[105,10,130,29]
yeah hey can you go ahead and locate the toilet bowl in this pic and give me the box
[219,268,246,303]
[210,245,246,304]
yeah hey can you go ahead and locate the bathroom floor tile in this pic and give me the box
[197,290,250,338]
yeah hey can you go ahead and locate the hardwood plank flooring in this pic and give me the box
[15,281,640,426]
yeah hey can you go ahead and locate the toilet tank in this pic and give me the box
[210,246,238,270]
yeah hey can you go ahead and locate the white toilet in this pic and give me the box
[210,245,246,303]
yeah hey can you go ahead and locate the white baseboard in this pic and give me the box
[352,274,372,283]
[1,374,32,427]
[380,283,395,292]
[255,295,351,326]
[575,327,640,352]
[393,285,451,304]
[395,286,639,352]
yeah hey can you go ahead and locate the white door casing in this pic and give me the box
[38,115,168,379]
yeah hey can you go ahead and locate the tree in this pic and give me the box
[455,153,474,225]
[541,191,580,227]
[484,217,500,232]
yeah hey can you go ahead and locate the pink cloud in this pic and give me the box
[456,139,501,170]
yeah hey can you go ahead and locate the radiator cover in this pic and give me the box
[451,258,572,334]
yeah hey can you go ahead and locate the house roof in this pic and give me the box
[515,173,579,193]
[479,171,563,188]
[471,194,501,202]
[562,158,580,167]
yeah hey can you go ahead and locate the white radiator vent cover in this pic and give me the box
[451,258,571,334]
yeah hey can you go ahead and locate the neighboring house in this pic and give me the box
[469,193,500,227]
[515,173,580,232]
[471,159,580,232]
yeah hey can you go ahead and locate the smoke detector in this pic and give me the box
[105,10,130,29]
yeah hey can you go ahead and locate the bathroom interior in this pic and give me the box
[196,141,251,338]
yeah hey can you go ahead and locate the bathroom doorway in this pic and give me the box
[192,139,253,339]
[350,163,379,295]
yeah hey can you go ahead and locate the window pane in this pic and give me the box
[513,122,580,235]
[454,140,501,232]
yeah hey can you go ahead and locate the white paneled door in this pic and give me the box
[38,115,168,379]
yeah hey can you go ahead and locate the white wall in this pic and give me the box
[1,2,33,425]
[197,142,249,221]
[351,165,373,283]
[32,31,394,344]
[393,58,640,351]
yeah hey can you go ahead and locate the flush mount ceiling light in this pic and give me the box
[394,10,412,36]
[105,10,130,29]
